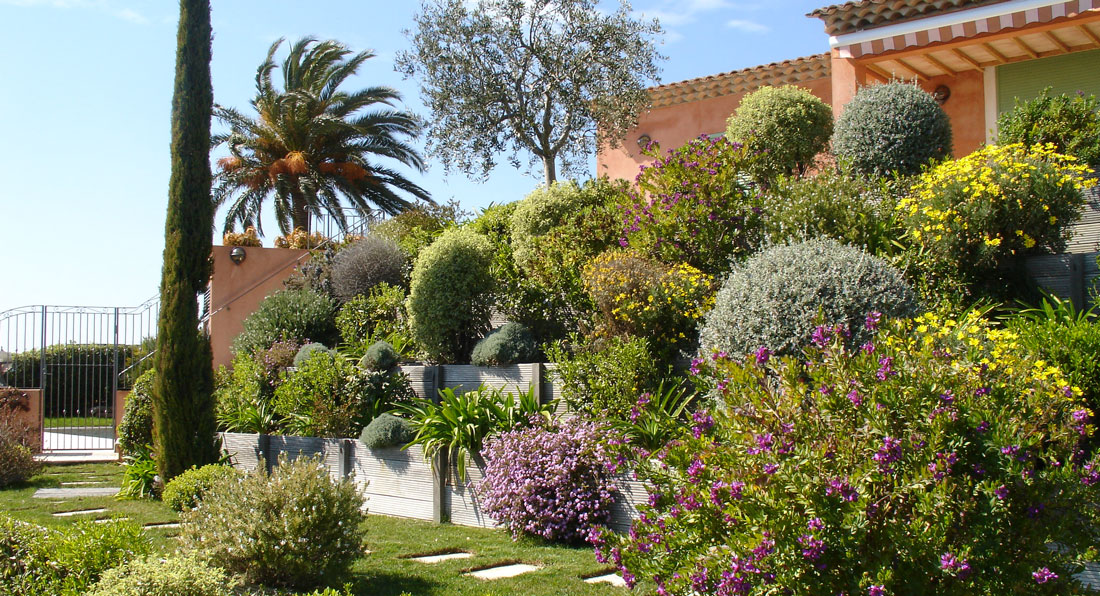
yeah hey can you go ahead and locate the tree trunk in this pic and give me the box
[290,192,310,234]
[542,155,557,187]
[153,0,218,482]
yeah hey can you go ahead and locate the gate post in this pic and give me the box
[112,307,120,418]
[39,306,46,433]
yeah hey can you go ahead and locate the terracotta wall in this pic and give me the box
[597,76,833,182]
[208,245,310,368]
[114,390,129,429]
[14,388,42,452]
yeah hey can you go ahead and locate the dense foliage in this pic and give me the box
[998,89,1100,167]
[0,388,41,487]
[116,370,154,458]
[361,340,399,371]
[330,236,406,302]
[546,335,663,420]
[698,238,919,357]
[232,288,338,355]
[480,416,615,543]
[623,135,765,274]
[470,323,540,367]
[597,312,1100,595]
[179,456,366,589]
[293,342,332,367]
[161,463,242,512]
[335,283,408,348]
[832,81,952,176]
[725,85,833,182]
[359,412,415,449]
[89,555,235,596]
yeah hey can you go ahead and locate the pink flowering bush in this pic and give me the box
[594,310,1100,595]
[621,136,765,275]
[479,416,616,544]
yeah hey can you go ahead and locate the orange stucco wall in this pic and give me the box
[597,76,833,182]
[14,388,42,452]
[208,245,310,368]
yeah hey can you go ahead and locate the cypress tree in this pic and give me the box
[152,0,218,480]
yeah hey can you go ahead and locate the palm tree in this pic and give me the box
[213,37,431,236]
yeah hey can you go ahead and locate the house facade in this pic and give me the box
[598,0,1100,182]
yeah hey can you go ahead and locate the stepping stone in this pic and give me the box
[53,508,108,517]
[143,522,181,529]
[585,573,627,587]
[465,563,541,580]
[409,552,474,564]
[93,517,129,524]
[34,487,118,499]
[61,481,107,486]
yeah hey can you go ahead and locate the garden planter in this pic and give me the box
[445,455,498,529]
[349,442,435,521]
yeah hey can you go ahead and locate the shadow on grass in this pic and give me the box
[346,572,441,596]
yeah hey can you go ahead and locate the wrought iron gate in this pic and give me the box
[0,298,159,452]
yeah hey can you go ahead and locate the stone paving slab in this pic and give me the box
[584,573,627,587]
[465,563,541,580]
[53,508,108,517]
[410,552,474,564]
[143,522,181,530]
[34,487,118,499]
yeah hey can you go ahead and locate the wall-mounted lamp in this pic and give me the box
[637,134,652,150]
[229,246,247,265]
[933,85,951,105]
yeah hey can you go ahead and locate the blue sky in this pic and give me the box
[0,0,828,311]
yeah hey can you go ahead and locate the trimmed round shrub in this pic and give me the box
[293,342,332,368]
[726,85,833,181]
[480,416,615,543]
[407,228,495,364]
[359,413,415,449]
[698,238,918,357]
[116,369,154,458]
[833,81,952,176]
[232,288,338,355]
[179,455,366,590]
[998,89,1100,167]
[360,341,399,371]
[470,323,540,367]
[330,235,406,302]
[598,311,1100,595]
[89,554,236,596]
[161,464,242,512]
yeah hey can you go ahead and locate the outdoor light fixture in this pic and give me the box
[229,246,247,265]
[933,85,951,105]
[637,134,652,150]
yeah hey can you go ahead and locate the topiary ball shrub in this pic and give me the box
[330,236,406,302]
[232,288,338,355]
[360,341,399,371]
[726,84,833,182]
[293,342,332,368]
[833,81,952,176]
[407,228,495,364]
[598,312,1100,595]
[998,89,1100,167]
[479,416,615,543]
[698,238,918,358]
[359,413,415,449]
[470,323,540,367]
[179,455,366,590]
[89,554,237,596]
[161,464,242,512]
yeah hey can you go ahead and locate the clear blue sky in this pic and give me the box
[0,0,828,311]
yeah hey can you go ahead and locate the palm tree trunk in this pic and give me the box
[291,191,310,233]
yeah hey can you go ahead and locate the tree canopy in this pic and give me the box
[397,0,663,186]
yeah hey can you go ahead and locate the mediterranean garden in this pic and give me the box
[5,2,1100,595]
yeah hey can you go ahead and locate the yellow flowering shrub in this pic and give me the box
[222,226,263,247]
[583,250,714,360]
[898,143,1095,297]
[274,227,328,249]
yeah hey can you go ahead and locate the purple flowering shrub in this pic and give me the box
[479,416,616,543]
[621,136,765,275]
[595,311,1100,595]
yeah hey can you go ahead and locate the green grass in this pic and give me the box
[1,463,644,595]
[44,416,114,428]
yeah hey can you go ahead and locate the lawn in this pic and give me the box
[1,462,641,595]
[44,416,114,428]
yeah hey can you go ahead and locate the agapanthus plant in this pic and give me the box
[595,310,1100,595]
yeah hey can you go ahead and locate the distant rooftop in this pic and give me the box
[648,54,831,109]
[808,0,1010,35]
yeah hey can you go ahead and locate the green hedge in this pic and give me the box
[7,344,143,416]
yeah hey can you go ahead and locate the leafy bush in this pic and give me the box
[116,370,154,458]
[179,455,367,590]
[372,200,472,276]
[698,238,918,358]
[214,351,281,434]
[335,283,408,348]
[0,387,41,487]
[221,226,262,247]
[765,167,904,257]
[360,341,399,371]
[161,464,242,512]
[232,288,338,355]
[609,380,697,452]
[622,135,765,274]
[406,228,495,363]
[998,89,1100,167]
[583,250,714,360]
[546,335,663,420]
[117,446,158,500]
[330,236,406,302]
[0,440,38,489]
[283,246,337,300]
[480,416,615,543]
[88,555,236,596]
[596,311,1100,595]
[725,85,833,182]
[470,323,540,367]
[833,81,953,176]
[274,227,328,249]
[293,342,332,367]
[898,143,1094,300]
[359,413,415,449]
[0,514,151,596]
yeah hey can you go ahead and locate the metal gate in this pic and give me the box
[0,298,159,452]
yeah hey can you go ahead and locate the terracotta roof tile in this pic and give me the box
[648,54,831,109]
[808,0,1009,35]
